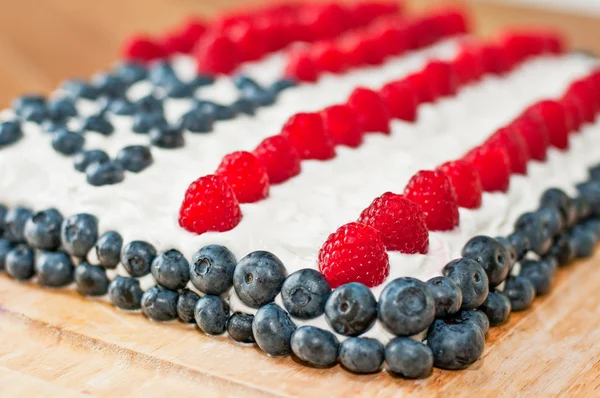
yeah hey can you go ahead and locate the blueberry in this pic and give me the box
[324,282,377,336]
[5,245,35,280]
[269,79,296,95]
[141,285,179,322]
[179,108,214,133]
[189,245,236,295]
[442,258,489,310]
[480,291,511,326]
[233,75,262,91]
[537,207,563,236]
[385,337,434,379]
[455,309,489,337]
[577,181,600,217]
[194,294,230,335]
[227,312,255,343]
[291,326,339,368]
[151,249,190,290]
[252,303,296,356]
[189,75,215,88]
[426,315,485,370]
[503,276,536,311]
[13,95,45,111]
[35,251,75,287]
[94,231,124,270]
[461,236,510,286]
[590,163,600,181]
[230,98,256,116]
[5,207,33,243]
[74,262,110,296]
[427,276,462,317]
[519,259,555,296]
[121,240,157,277]
[573,196,591,223]
[47,97,78,120]
[42,120,67,134]
[115,145,153,172]
[135,95,164,114]
[514,211,552,255]
[73,149,110,172]
[0,121,23,147]
[164,81,194,98]
[149,126,185,148]
[108,276,143,310]
[82,114,114,136]
[508,231,530,261]
[495,236,517,271]
[378,277,435,336]
[0,205,6,235]
[86,161,125,186]
[61,213,98,258]
[243,88,276,107]
[177,288,200,324]
[195,100,235,121]
[281,269,331,319]
[61,79,99,100]
[582,219,600,239]
[107,98,137,115]
[18,102,48,123]
[24,208,63,250]
[114,62,147,85]
[233,251,287,308]
[148,61,179,87]
[51,130,85,155]
[132,112,168,134]
[540,188,572,226]
[570,224,597,258]
[92,73,127,98]
[0,239,13,270]
[339,337,384,374]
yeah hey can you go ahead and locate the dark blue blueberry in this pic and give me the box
[86,161,125,186]
[324,282,377,336]
[5,245,34,280]
[233,251,287,308]
[252,303,296,356]
[42,119,67,134]
[177,288,200,324]
[290,326,339,368]
[537,207,563,236]
[268,79,296,95]
[107,98,136,115]
[179,108,214,133]
[442,258,489,310]
[74,149,110,172]
[164,81,194,98]
[339,337,384,374]
[4,207,33,243]
[61,79,99,100]
[230,98,256,116]
[82,113,114,136]
[194,294,230,335]
[51,130,85,155]
[540,188,572,226]
[132,112,168,134]
[233,75,263,91]
[455,309,489,337]
[514,211,553,255]
[0,239,13,270]
[74,262,110,296]
[508,231,530,261]
[242,88,276,107]
[141,285,179,322]
[189,74,215,88]
[121,240,157,277]
[20,105,48,123]
[0,121,23,147]
[13,95,47,123]
[281,268,331,319]
[378,277,435,336]
[519,259,555,296]
[0,204,6,235]
[47,97,78,120]
[61,213,99,258]
[427,276,462,317]
[461,235,510,286]
[195,100,236,121]
[12,95,45,111]
[570,224,597,258]
[92,73,127,98]
[115,145,153,172]
[495,236,517,271]
[503,275,536,311]
[35,251,75,287]
[426,315,485,370]
[590,163,600,181]
[114,62,147,85]
[385,337,433,379]
[24,208,63,250]
[189,245,236,295]
[227,312,255,343]
[149,126,185,148]
[582,218,600,239]
[108,276,143,310]
[479,291,511,326]
[148,61,179,87]
[577,181,600,217]
[135,94,164,114]
[573,196,591,223]
[151,249,190,290]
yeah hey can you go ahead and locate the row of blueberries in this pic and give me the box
[0,60,296,186]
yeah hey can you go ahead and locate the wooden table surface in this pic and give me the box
[1,1,600,396]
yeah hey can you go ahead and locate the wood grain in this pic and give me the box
[1,0,600,396]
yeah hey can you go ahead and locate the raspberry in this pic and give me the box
[565,80,596,123]
[524,100,569,150]
[436,160,483,209]
[432,9,469,36]
[318,222,390,288]
[404,170,459,231]
[230,23,268,62]
[340,31,387,67]
[320,104,363,147]
[405,71,435,104]
[302,3,349,41]
[379,80,418,122]
[464,144,511,193]
[423,60,458,98]
[195,34,240,75]
[452,48,484,85]
[357,192,429,254]
[480,44,511,75]
[560,94,584,133]
[178,174,242,234]
[346,87,391,134]
[215,151,270,203]
[310,41,347,74]
[511,115,549,161]
[280,113,336,160]
[370,23,408,57]
[162,18,207,54]
[285,51,319,82]
[486,126,529,174]
[348,1,401,28]
[253,135,301,184]
[122,36,166,63]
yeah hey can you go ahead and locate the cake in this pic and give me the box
[1,1,600,377]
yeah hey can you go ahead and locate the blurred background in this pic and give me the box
[0,0,598,106]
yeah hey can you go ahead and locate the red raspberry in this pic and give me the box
[318,222,390,288]
[216,151,270,203]
[464,144,511,193]
[195,34,240,75]
[178,174,242,234]
[436,160,483,209]
[357,192,429,254]
[524,100,569,150]
[320,104,363,147]
[423,60,458,98]
[452,48,484,85]
[510,115,549,161]
[560,94,584,133]
[280,113,336,160]
[379,80,418,122]
[122,36,166,63]
[285,51,319,82]
[348,1,401,28]
[498,31,545,63]
[480,44,511,75]
[253,135,301,184]
[302,3,349,41]
[565,80,597,123]
[230,23,268,62]
[163,18,207,54]
[404,170,459,231]
[310,41,347,74]
[340,31,387,67]
[346,87,391,134]
[370,23,408,57]
[405,71,435,105]
[486,126,529,174]
[432,9,469,36]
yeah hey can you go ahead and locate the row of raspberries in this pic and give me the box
[122,2,401,75]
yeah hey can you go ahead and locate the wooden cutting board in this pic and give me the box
[1,0,600,396]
